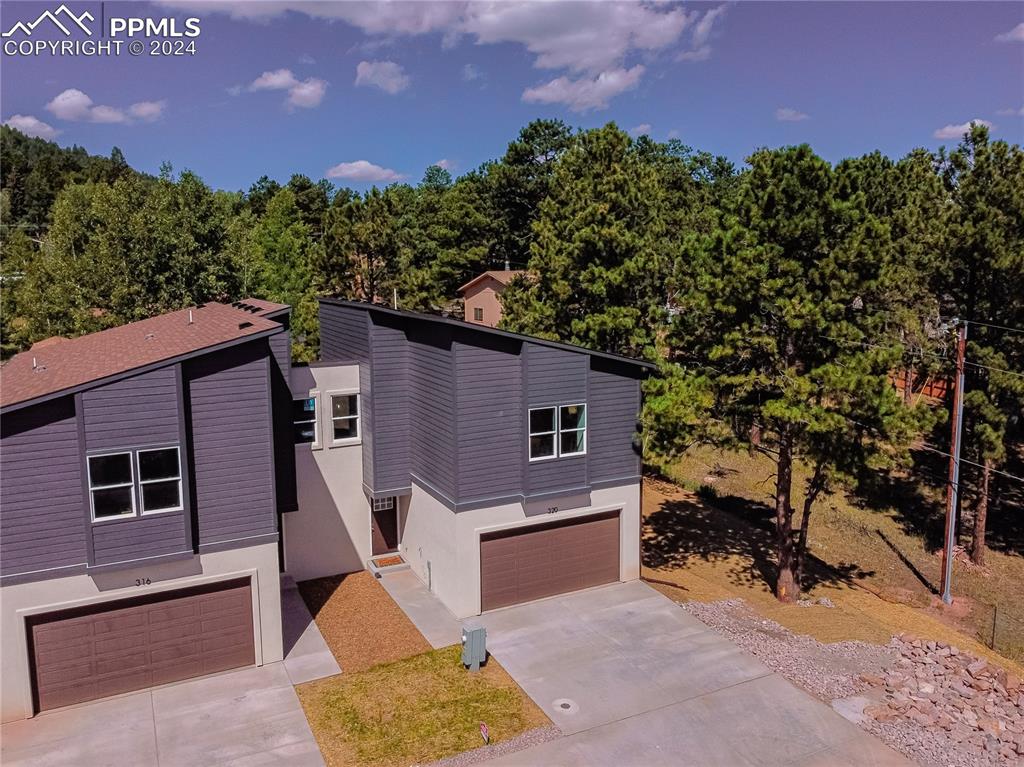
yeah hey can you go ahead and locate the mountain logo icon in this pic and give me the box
[2,4,94,38]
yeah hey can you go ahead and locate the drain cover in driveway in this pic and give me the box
[552,698,579,714]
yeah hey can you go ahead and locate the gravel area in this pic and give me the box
[423,725,562,767]
[681,598,1024,767]
[682,598,898,700]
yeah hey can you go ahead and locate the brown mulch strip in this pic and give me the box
[298,570,431,672]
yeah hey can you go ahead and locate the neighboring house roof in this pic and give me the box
[320,298,658,371]
[457,270,526,294]
[1,302,287,412]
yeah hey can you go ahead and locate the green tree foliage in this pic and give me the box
[501,123,668,359]
[937,126,1024,565]
[664,145,929,599]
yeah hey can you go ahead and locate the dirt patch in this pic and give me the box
[299,570,431,673]
[297,646,550,767]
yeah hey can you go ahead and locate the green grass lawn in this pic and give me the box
[297,646,549,767]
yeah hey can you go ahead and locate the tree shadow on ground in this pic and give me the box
[643,489,874,595]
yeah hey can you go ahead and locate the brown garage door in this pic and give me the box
[480,511,620,611]
[28,578,254,713]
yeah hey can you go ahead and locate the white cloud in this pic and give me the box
[996,106,1024,117]
[677,5,726,62]
[45,88,95,121]
[326,160,405,183]
[227,85,243,97]
[462,63,481,82]
[933,119,993,140]
[44,89,163,124]
[629,123,652,136]
[355,60,410,94]
[287,78,327,108]
[4,114,59,140]
[128,100,167,121]
[994,22,1024,43]
[249,68,327,109]
[523,65,644,112]
[435,159,452,170]
[299,53,316,65]
[667,129,680,140]
[775,107,810,122]
[161,1,695,110]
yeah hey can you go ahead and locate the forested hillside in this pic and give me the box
[1,120,1021,593]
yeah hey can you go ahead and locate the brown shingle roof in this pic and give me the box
[457,270,526,294]
[1,302,285,410]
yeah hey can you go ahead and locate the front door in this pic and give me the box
[371,497,399,555]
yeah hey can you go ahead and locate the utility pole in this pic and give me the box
[940,320,967,605]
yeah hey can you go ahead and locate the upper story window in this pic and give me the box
[87,446,183,521]
[138,447,183,513]
[330,393,360,444]
[88,452,136,519]
[529,404,587,462]
[473,307,484,322]
[293,397,318,444]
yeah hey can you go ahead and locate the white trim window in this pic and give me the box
[559,403,587,457]
[292,396,318,445]
[329,393,360,445]
[528,407,557,461]
[372,496,395,512]
[87,452,136,520]
[529,404,587,461]
[138,447,183,514]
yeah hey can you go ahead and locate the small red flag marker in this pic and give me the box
[480,722,490,745]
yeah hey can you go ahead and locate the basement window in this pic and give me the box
[88,452,136,520]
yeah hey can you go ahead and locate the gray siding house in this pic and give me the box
[1,295,651,720]
[285,300,652,619]
[0,300,293,722]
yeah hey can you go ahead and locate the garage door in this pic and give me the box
[480,511,620,611]
[28,578,254,713]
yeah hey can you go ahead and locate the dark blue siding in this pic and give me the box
[319,303,375,489]
[81,366,180,451]
[269,321,297,512]
[588,359,642,484]
[0,397,86,577]
[371,316,412,491]
[406,323,455,497]
[91,512,188,566]
[454,336,522,500]
[186,341,277,546]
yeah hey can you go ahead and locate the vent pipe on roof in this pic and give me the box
[188,309,194,325]
[504,257,510,271]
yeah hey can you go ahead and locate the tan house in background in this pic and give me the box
[458,270,524,327]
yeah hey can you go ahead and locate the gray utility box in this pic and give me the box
[461,623,487,671]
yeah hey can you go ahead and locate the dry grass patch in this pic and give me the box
[297,646,549,767]
[299,571,431,672]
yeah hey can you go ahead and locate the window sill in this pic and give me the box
[329,438,362,449]
[141,506,184,517]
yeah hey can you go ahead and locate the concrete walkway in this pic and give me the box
[477,581,912,767]
[378,569,463,648]
[281,574,342,683]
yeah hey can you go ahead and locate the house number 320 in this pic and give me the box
[547,506,559,514]
[135,577,151,586]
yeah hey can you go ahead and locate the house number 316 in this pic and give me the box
[135,577,151,586]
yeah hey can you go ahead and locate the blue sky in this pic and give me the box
[2,1,1022,192]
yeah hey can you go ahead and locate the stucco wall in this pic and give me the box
[0,542,281,722]
[285,363,370,581]
[463,281,504,327]
[400,479,641,618]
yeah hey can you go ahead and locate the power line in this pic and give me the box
[963,360,1024,380]
[965,319,1024,336]
[917,443,1024,485]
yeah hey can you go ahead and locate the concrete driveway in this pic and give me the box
[477,581,911,767]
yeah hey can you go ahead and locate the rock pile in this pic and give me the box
[864,634,1024,762]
